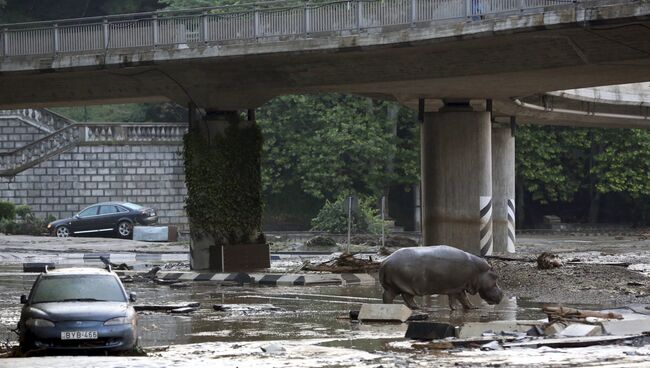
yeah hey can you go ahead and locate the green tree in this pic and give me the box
[258,94,419,201]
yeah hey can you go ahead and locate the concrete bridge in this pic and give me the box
[1,0,649,270]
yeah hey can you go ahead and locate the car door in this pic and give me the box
[71,205,100,233]
[98,205,121,232]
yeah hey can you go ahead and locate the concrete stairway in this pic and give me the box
[0,110,79,177]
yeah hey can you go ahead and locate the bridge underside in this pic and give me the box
[0,7,649,113]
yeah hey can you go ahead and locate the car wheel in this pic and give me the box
[55,225,70,238]
[117,221,133,238]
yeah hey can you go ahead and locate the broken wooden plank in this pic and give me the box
[543,306,623,320]
[134,302,200,312]
[170,307,197,314]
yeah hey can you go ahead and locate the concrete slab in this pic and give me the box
[457,320,541,338]
[358,303,412,322]
[558,323,602,337]
[601,319,650,335]
[133,226,176,242]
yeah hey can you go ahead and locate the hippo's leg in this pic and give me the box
[382,289,397,304]
[457,291,478,310]
[402,294,419,310]
[447,294,458,310]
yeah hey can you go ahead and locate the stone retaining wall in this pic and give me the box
[0,143,188,230]
[0,118,47,152]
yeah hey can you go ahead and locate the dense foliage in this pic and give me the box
[310,196,386,234]
[183,118,264,245]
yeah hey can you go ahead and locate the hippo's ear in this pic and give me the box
[476,259,491,272]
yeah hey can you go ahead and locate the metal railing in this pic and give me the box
[0,0,576,58]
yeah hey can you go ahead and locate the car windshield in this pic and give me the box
[30,275,127,304]
[120,202,143,210]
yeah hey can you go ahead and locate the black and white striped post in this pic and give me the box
[491,122,516,253]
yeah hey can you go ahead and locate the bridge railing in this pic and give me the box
[0,0,576,58]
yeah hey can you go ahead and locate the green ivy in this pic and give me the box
[183,119,264,245]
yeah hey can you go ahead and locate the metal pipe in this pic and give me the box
[512,98,650,121]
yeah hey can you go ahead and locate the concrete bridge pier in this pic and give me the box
[420,103,493,256]
[491,123,516,253]
[185,109,269,272]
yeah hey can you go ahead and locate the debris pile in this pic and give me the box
[346,302,650,352]
[301,253,380,273]
[537,252,563,269]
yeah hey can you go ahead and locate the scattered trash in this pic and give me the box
[301,253,380,273]
[537,252,563,269]
[99,255,132,270]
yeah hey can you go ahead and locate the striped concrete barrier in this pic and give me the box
[154,271,377,286]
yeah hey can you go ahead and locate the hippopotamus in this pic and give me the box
[379,245,503,310]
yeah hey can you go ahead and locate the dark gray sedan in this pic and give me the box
[47,202,158,239]
[18,267,138,354]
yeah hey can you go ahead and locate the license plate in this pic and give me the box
[61,330,98,340]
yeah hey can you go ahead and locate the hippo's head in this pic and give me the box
[477,268,503,305]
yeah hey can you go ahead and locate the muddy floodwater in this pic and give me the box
[3,234,650,366]
[0,267,537,347]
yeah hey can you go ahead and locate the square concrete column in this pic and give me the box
[492,124,516,253]
[420,109,493,255]
[185,110,269,271]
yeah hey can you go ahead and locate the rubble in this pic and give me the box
[300,253,380,273]
[457,321,540,339]
[537,252,563,269]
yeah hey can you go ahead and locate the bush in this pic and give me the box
[15,204,33,220]
[0,206,50,236]
[0,201,16,220]
[310,196,388,234]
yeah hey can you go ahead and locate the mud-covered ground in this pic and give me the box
[489,235,650,307]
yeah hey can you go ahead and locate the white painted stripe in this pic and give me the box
[178,272,200,280]
[507,198,516,253]
[480,195,493,256]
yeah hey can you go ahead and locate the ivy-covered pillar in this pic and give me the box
[183,109,269,271]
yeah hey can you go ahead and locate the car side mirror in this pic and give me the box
[20,295,27,304]
[74,214,80,219]
[129,292,137,303]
